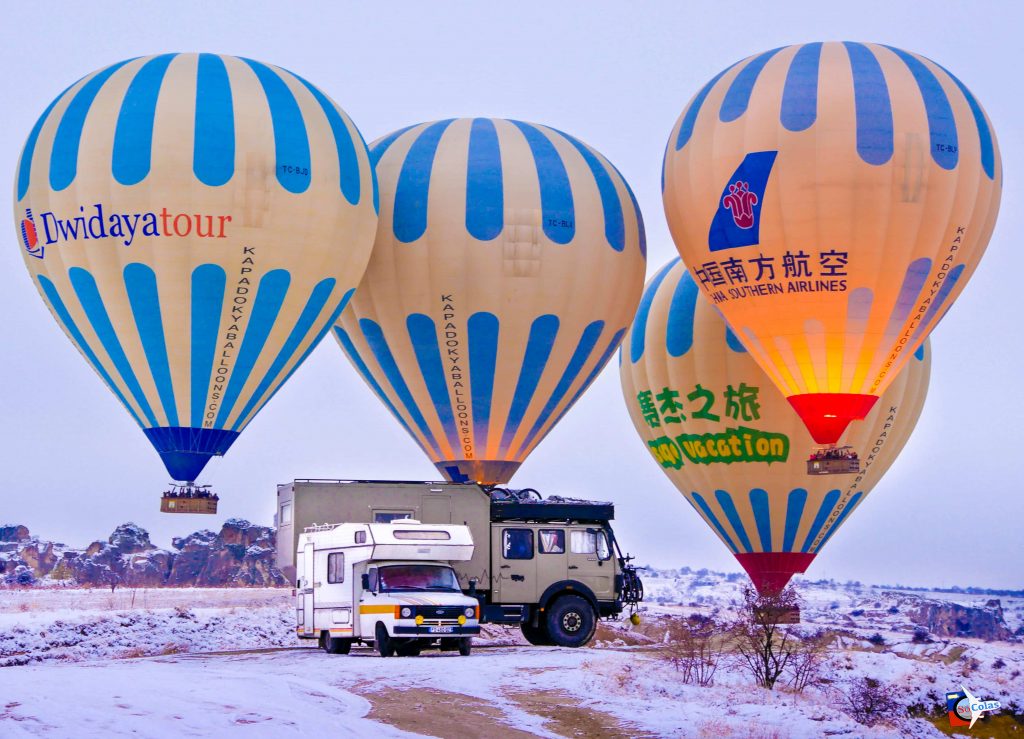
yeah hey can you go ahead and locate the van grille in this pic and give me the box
[414,606,466,619]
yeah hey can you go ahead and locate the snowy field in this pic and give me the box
[0,576,1020,738]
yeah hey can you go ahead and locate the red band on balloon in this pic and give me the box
[786,393,878,444]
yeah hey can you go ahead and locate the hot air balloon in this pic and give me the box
[620,259,930,594]
[14,54,378,510]
[335,118,646,484]
[662,42,998,453]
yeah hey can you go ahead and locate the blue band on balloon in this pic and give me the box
[549,327,626,434]
[194,54,235,187]
[884,45,958,171]
[499,314,560,455]
[144,426,239,481]
[294,74,362,205]
[782,488,808,552]
[674,62,739,151]
[719,47,783,123]
[190,264,226,428]
[749,488,773,551]
[407,313,460,454]
[509,121,575,245]
[691,492,739,554]
[240,58,311,193]
[630,259,677,363]
[113,54,176,186]
[468,312,499,454]
[716,490,753,553]
[552,128,625,252]
[124,263,178,426]
[843,42,894,166]
[393,119,456,243]
[800,489,841,553]
[780,42,822,132]
[667,268,699,357]
[815,492,863,550]
[465,118,504,241]
[936,63,995,179]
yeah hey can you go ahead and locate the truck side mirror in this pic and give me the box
[361,573,370,591]
[468,578,477,597]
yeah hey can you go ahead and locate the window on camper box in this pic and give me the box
[394,530,450,540]
[327,552,345,583]
[279,503,292,524]
[374,511,414,523]
[502,528,534,560]
[539,529,565,554]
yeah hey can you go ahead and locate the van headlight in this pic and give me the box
[400,606,413,618]
[464,606,476,618]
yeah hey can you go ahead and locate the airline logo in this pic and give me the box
[25,203,232,257]
[947,685,1001,729]
[708,151,777,252]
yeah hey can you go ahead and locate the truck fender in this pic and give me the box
[538,580,598,614]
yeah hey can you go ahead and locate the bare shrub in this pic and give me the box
[663,614,723,686]
[731,585,801,690]
[836,676,903,726]
[785,629,834,693]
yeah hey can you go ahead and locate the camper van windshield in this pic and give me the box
[377,565,461,593]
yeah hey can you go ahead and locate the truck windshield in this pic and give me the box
[377,565,461,592]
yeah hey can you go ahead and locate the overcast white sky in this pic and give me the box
[1,2,1020,589]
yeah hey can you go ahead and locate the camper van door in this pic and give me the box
[300,540,314,636]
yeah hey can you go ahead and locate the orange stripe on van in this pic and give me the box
[359,605,395,615]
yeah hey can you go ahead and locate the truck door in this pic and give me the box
[298,541,314,636]
[492,526,537,603]
[567,528,614,601]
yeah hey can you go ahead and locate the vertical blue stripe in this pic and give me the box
[393,119,455,243]
[190,265,226,428]
[516,321,604,455]
[843,42,894,166]
[816,492,864,550]
[551,129,624,251]
[715,490,753,553]
[719,48,783,123]
[50,59,135,191]
[884,257,932,332]
[780,43,822,132]
[509,121,575,244]
[550,328,626,433]
[691,493,738,554]
[782,488,808,552]
[885,46,958,170]
[360,318,443,458]
[618,168,647,257]
[112,54,175,186]
[629,259,676,363]
[675,62,739,150]
[231,279,341,431]
[800,490,841,553]
[17,82,76,200]
[123,263,178,426]
[749,488,773,551]
[914,343,925,361]
[911,264,965,343]
[465,118,504,241]
[294,75,361,204]
[240,58,310,193]
[406,314,460,453]
[249,288,355,426]
[936,63,995,179]
[37,275,144,427]
[666,269,699,357]
[194,54,235,187]
[370,124,417,167]
[468,312,499,453]
[725,325,747,353]
[499,315,560,455]
[334,325,426,455]
[214,270,290,427]
[68,267,158,427]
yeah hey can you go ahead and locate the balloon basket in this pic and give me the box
[806,446,861,476]
[160,483,218,514]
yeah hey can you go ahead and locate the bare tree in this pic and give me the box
[785,628,834,693]
[836,677,903,727]
[731,584,801,690]
[664,614,723,686]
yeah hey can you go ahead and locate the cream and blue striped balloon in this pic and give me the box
[14,54,378,483]
[621,259,931,594]
[335,118,646,484]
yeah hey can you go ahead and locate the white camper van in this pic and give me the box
[295,520,480,657]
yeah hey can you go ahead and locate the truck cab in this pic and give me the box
[278,480,644,649]
[296,520,480,657]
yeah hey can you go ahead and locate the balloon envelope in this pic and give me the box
[15,54,378,482]
[621,259,930,594]
[662,42,998,444]
[335,118,646,484]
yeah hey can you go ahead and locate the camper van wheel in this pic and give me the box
[521,621,554,646]
[457,638,472,656]
[375,623,395,658]
[545,595,597,648]
[323,635,351,655]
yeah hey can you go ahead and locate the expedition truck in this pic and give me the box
[277,480,644,648]
[296,519,480,657]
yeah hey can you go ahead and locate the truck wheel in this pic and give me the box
[325,636,351,655]
[521,621,554,646]
[375,623,395,658]
[458,638,472,656]
[545,595,596,648]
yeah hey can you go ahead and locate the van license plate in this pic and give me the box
[428,626,454,633]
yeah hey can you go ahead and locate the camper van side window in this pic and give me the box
[394,530,451,540]
[368,567,378,591]
[327,552,345,583]
[502,529,534,560]
[539,530,565,554]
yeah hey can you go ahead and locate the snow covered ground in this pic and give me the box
[0,574,1020,737]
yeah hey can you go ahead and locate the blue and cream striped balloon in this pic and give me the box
[336,118,646,485]
[621,259,931,594]
[14,54,378,484]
